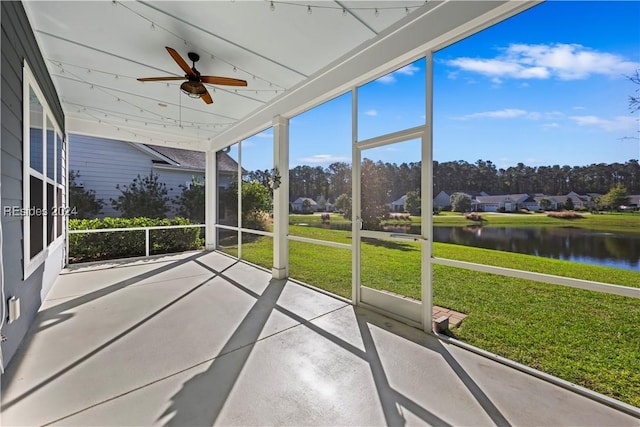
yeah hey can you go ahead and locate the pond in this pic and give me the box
[298,221,640,271]
[432,226,640,271]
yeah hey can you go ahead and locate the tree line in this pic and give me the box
[246,159,640,204]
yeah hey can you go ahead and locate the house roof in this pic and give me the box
[145,144,205,170]
[476,194,530,204]
[292,197,318,205]
[391,195,407,206]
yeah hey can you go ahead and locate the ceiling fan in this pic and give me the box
[137,46,247,104]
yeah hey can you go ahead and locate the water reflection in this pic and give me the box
[433,226,640,271]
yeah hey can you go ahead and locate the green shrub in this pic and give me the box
[69,217,203,262]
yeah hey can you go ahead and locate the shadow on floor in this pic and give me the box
[161,260,509,426]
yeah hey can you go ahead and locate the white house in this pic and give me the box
[475,194,533,212]
[291,197,319,213]
[389,194,407,212]
[69,135,237,217]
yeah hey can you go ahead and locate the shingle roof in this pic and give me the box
[144,144,238,173]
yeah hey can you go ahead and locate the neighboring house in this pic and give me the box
[69,135,237,218]
[314,196,332,212]
[623,194,640,210]
[389,194,407,212]
[433,190,488,210]
[433,191,452,209]
[475,194,532,212]
[532,194,559,211]
[557,191,591,210]
[291,197,319,212]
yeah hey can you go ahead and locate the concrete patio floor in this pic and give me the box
[1,250,637,426]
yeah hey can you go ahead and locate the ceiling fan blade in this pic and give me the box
[200,76,248,87]
[166,46,196,78]
[201,87,213,104]
[137,77,186,82]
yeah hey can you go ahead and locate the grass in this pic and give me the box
[222,227,640,407]
[291,211,640,233]
[433,211,640,233]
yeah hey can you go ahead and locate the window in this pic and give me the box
[23,62,66,278]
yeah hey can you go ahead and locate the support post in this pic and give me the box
[145,228,150,257]
[422,51,434,332]
[272,116,289,279]
[205,149,217,250]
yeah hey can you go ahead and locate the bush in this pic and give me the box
[320,213,330,222]
[69,217,202,262]
[547,211,584,219]
[111,173,171,218]
[69,170,104,219]
[464,212,483,222]
[175,177,205,223]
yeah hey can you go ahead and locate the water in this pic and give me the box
[433,226,640,271]
[296,221,640,271]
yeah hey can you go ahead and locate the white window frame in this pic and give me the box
[23,62,66,279]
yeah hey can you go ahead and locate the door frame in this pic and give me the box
[352,125,432,330]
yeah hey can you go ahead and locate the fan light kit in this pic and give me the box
[137,47,247,104]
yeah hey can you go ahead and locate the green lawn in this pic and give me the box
[224,228,640,407]
[433,211,640,233]
[291,211,640,233]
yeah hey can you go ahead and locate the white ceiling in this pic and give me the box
[23,1,535,152]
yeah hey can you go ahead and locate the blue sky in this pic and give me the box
[240,1,640,172]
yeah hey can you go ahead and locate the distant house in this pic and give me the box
[433,190,488,210]
[69,134,237,218]
[291,197,319,212]
[475,194,533,212]
[389,195,407,212]
[623,194,640,210]
[557,191,591,209]
[532,194,559,211]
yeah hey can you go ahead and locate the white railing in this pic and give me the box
[68,224,205,259]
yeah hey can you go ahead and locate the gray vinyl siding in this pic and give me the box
[153,167,205,214]
[69,134,205,218]
[69,134,158,217]
[1,1,65,368]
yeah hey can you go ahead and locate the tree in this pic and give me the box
[602,183,630,211]
[450,192,471,213]
[301,198,312,213]
[175,177,204,223]
[241,180,272,229]
[69,170,104,219]
[360,159,390,230]
[404,190,421,215]
[629,69,639,114]
[538,198,551,211]
[222,179,272,230]
[111,173,170,218]
[334,193,351,218]
[564,197,575,211]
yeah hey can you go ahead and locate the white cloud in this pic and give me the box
[447,43,639,82]
[298,154,351,164]
[376,64,421,84]
[569,115,638,132]
[457,109,528,120]
[456,109,562,121]
[396,64,420,76]
[364,109,378,117]
[376,74,396,84]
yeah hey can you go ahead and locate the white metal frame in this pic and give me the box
[23,61,66,279]
[68,224,205,258]
[354,127,429,328]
